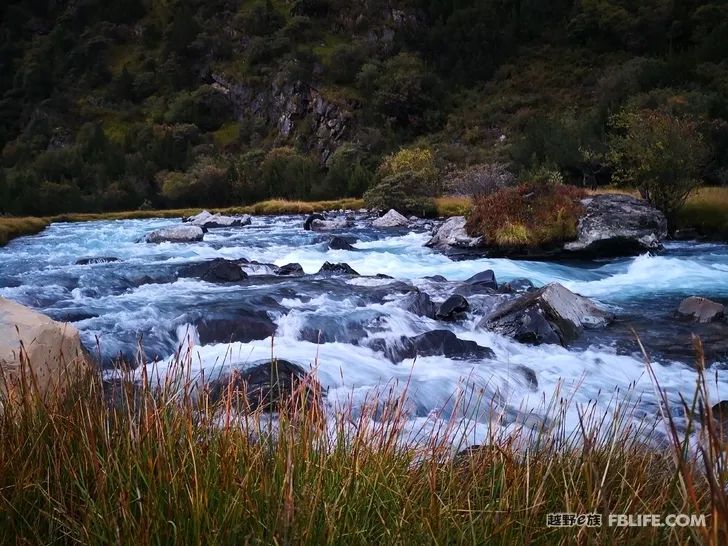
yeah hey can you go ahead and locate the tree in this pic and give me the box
[608,109,710,231]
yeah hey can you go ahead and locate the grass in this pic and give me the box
[0,341,727,544]
[677,187,728,240]
[0,199,365,246]
[0,217,49,246]
[435,195,472,217]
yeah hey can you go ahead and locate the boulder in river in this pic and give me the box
[400,291,437,319]
[276,263,305,276]
[564,194,668,257]
[329,236,356,251]
[195,314,276,344]
[369,330,494,363]
[482,283,614,346]
[305,213,350,231]
[677,296,725,324]
[372,209,410,228]
[0,297,88,404]
[454,269,499,296]
[436,295,470,321]
[75,256,121,265]
[179,259,247,283]
[499,278,535,294]
[426,216,483,250]
[206,359,320,412]
[145,225,204,244]
[185,210,252,228]
[317,262,359,276]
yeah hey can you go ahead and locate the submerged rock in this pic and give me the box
[276,263,305,276]
[677,296,725,324]
[194,314,276,344]
[369,330,494,363]
[317,262,359,276]
[328,236,356,250]
[499,278,535,294]
[179,259,247,283]
[145,225,204,244]
[564,194,667,257]
[303,213,325,230]
[436,295,470,321]
[75,256,121,265]
[372,209,410,228]
[185,210,252,228]
[482,283,614,346]
[425,216,483,250]
[206,359,319,412]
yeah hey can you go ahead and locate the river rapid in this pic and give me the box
[2,213,728,447]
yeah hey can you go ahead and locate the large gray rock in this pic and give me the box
[310,217,351,230]
[368,330,495,363]
[482,283,614,346]
[0,297,88,404]
[677,296,725,323]
[145,225,204,243]
[372,209,410,228]
[564,194,667,257]
[185,210,252,228]
[426,216,483,250]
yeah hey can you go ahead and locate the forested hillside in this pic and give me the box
[1,0,727,215]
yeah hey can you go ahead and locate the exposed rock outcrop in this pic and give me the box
[564,194,668,257]
[0,297,87,403]
[482,283,614,346]
[329,236,356,250]
[145,225,204,244]
[677,296,725,323]
[372,209,409,228]
[276,263,305,276]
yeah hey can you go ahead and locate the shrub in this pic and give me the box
[260,147,321,200]
[466,183,585,248]
[165,86,231,132]
[608,109,710,231]
[364,147,440,216]
[446,162,514,198]
[316,143,374,198]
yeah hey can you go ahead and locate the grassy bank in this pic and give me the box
[0,198,364,246]
[0,352,726,545]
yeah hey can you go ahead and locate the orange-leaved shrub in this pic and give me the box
[465,182,585,248]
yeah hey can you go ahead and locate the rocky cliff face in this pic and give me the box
[212,74,354,163]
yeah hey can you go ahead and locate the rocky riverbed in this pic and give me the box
[1,206,727,445]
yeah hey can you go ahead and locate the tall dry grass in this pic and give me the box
[0,340,726,545]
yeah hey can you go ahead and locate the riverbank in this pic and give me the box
[2,187,727,247]
[0,359,724,545]
[0,198,365,246]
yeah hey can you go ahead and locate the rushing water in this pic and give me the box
[2,214,728,446]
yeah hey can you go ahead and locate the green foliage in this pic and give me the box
[608,109,710,230]
[165,86,232,132]
[260,147,321,200]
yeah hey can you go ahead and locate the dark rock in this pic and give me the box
[317,262,359,276]
[424,275,448,282]
[517,365,538,390]
[369,330,494,363]
[179,259,247,283]
[276,263,305,276]
[482,283,614,346]
[304,213,325,230]
[454,284,497,297]
[329,236,355,250]
[436,295,470,321]
[401,291,437,319]
[677,296,725,324]
[195,314,276,344]
[75,257,121,265]
[206,359,320,412]
[711,401,728,434]
[374,273,394,279]
[564,194,668,257]
[463,270,498,290]
[499,278,535,294]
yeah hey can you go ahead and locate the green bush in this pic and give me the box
[165,86,231,132]
[261,147,321,200]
